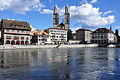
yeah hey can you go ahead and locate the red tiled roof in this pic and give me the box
[30,30,49,35]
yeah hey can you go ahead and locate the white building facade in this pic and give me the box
[30,30,50,45]
[91,28,117,44]
[45,28,68,44]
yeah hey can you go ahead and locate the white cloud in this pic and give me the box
[80,0,88,4]
[103,10,113,16]
[39,3,115,28]
[0,0,44,14]
[115,26,120,29]
[90,0,97,3]
[41,9,53,14]
[30,25,37,32]
[69,3,115,27]
[71,27,81,33]
[42,3,115,28]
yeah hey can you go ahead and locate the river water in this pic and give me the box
[0,48,120,80]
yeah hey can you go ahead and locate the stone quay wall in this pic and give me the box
[0,44,99,50]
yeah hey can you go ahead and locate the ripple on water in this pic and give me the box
[0,48,120,80]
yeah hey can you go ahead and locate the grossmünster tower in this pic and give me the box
[53,5,70,30]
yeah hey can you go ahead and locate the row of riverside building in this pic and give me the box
[0,5,120,45]
[73,27,119,44]
[0,5,69,45]
[0,18,68,45]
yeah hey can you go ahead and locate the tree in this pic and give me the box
[67,29,73,41]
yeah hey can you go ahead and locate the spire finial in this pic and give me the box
[65,5,69,14]
[54,5,58,14]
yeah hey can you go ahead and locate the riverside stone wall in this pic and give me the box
[0,44,99,50]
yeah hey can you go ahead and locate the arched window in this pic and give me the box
[25,41,29,45]
[21,41,24,44]
[11,40,15,45]
[16,40,20,45]
[6,40,10,44]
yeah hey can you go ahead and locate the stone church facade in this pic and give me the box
[53,5,70,30]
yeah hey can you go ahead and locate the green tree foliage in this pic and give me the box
[67,29,73,41]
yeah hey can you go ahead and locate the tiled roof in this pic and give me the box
[76,28,92,32]
[37,30,49,35]
[30,30,49,35]
[46,27,68,30]
[92,28,114,33]
[29,32,34,35]
[59,23,65,26]
[2,19,31,30]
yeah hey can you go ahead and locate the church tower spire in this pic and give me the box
[53,5,59,27]
[65,5,70,29]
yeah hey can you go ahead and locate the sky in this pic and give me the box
[0,0,120,33]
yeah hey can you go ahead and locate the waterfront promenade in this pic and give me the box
[0,44,99,49]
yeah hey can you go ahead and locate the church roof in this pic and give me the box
[37,30,49,35]
[1,19,31,31]
[92,28,114,34]
[59,23,65,26]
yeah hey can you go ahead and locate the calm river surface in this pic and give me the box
[0,48,120,80]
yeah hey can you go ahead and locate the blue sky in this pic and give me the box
[0,0,120,32]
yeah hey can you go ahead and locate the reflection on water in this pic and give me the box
[0,48,120,80]
[0,49,31,68]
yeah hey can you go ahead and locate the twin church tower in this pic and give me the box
[53,5,70,30]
